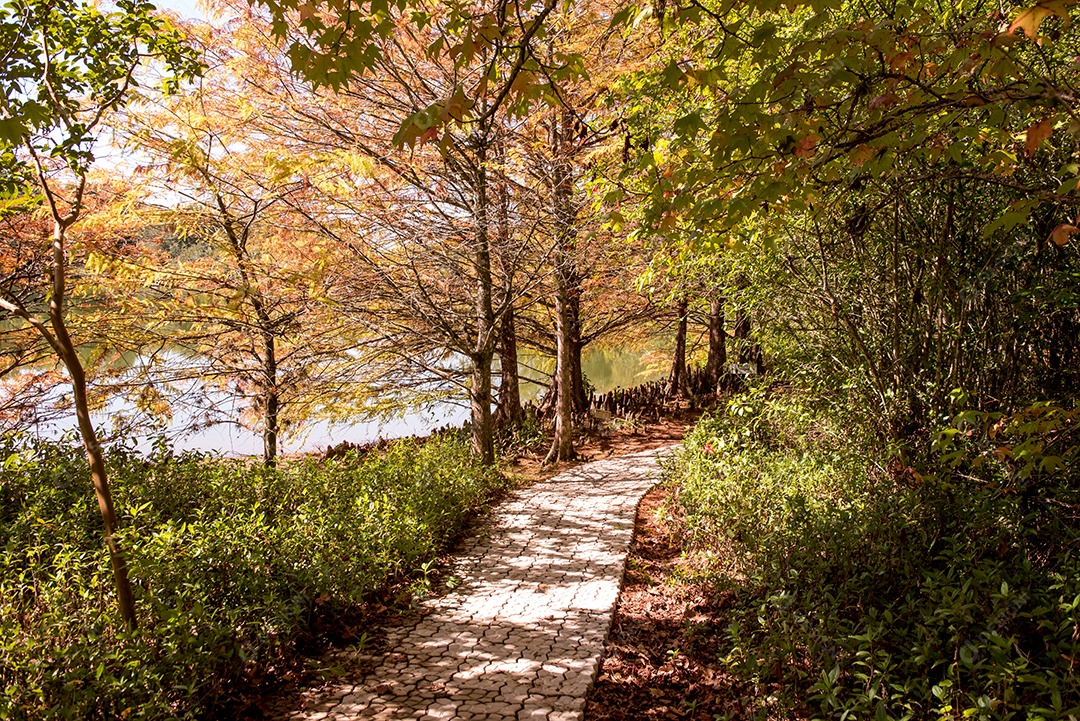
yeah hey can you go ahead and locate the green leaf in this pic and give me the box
[660,60,684,88]
[672,111,706,139]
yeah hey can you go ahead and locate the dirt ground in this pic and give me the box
[507,405,703,483]
[584,484,741,720]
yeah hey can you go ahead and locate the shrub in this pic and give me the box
[669,388,1080,719]
[0,434,504,719]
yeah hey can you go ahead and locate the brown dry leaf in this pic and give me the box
[1050,223,1078,246]
[1025,118,1053,156]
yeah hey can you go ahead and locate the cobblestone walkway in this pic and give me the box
[287,446,673,721]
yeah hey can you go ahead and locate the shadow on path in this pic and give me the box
[284,446,676,721]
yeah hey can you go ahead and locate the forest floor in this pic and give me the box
[508,407,701,483]
[583,486,739,720]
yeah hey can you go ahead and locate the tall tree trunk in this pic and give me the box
[667,297,689,399]
[49,221,138,630]
[704,297,726,389]
[495,305,523,427]
[471,130,497,466]
[734,306,763,374]
[216,193,284,467]
[492,137,522,430]
[544,105,577,465]
[568,289,588,414]
[734,305,750,362]
[263,331,279,468]
[545,282,576,465]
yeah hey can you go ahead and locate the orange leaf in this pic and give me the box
[1050,223,1077,246]
[851,144,875,167]
[794,134,819,158]
[888,52,914,73]
[1025,118,1053,156]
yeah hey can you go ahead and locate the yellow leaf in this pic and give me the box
[1008,0,1073,41]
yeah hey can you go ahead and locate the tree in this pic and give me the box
[703,296,725,389]
[203,0,565,464]
[503,0,652,463]
[0,0,199,629]
[109,39,364,467]
[607,0,1080,435]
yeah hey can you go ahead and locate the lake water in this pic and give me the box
[27,345,666,456]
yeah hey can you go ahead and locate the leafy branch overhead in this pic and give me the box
[257,0,584,149]
[604,0,1080,246]
[0,0,201,168]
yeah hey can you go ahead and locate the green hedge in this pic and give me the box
[669,389,1080,719]
[0,434,504,719]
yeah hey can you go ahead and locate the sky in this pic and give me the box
[156,0,206,19]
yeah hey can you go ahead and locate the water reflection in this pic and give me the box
[29,346,665,456]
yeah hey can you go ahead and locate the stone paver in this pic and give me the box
[286,446,674,721]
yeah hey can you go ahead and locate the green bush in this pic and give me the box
[670,388,1080,719]
[0,434,504,720]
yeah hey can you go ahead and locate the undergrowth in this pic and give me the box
[669,387,1080,719]
[0,433,504,720]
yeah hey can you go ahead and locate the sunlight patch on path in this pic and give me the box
[286,446,674,721]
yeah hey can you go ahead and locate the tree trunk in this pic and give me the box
[544,105,577,465]
[667,297,689,399]
[704,297,726,389]
[494,305,523,428]
[471,128,497,466]
[216,193,283,467]
[568,289,588,414]
[492,135,522,430]
[49,221,138,630]
[545,283,576,465]
[734,305,750,361]
[263,331,279,468]
[471,352,496,465]
[734,305,763,374]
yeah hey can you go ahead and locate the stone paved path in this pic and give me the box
[287,446,674,721]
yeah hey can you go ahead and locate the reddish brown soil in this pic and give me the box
[584,484,740,720]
